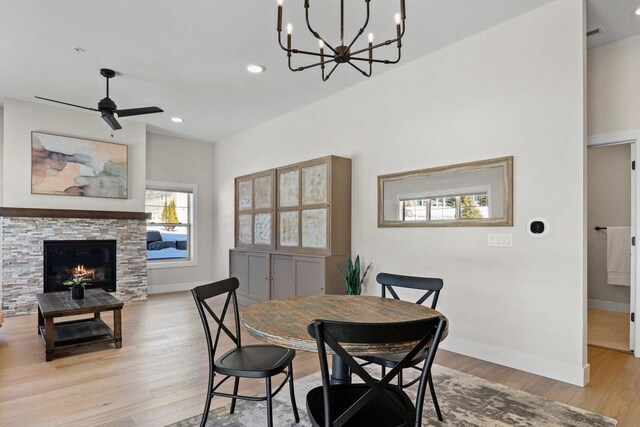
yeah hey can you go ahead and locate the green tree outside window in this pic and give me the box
[460,196,483,219]
[161,198,180,230]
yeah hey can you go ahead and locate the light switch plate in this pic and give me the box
[488,233,513,247]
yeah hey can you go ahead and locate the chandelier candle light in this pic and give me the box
[277,0,406,81]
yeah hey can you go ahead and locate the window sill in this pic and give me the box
[147,259,197,269]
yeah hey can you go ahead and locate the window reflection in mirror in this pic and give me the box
[378,157,512,227]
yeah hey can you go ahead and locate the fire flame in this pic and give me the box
[72,264,95,280]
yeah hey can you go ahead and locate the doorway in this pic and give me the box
[587,143,634,353]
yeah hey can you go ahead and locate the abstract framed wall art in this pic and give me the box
[31,132,128,199]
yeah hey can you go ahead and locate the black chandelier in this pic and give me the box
[277,0,406,81]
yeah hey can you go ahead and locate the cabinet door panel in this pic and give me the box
[254,213,272,246]
[279,211,299,248]
[254,175,273,209]
[295,256,325,296]
[302,208,327,249]
[272,254,295,300]
[230,251,249,296]
[279,169,300,208]
[248,253,270,301]
[237,179,253,211]
[238,214,253,246]
[302,163,328,205]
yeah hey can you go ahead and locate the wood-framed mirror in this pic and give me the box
[378,156,513,227]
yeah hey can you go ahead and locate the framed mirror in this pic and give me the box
[378,156,513,227]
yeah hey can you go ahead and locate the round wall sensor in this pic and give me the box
[528,217,549,237]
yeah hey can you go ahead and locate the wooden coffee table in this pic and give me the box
[36,289,123,362]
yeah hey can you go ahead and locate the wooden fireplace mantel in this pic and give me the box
[0,207,149,220]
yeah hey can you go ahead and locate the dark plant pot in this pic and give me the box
[71,286,85,300]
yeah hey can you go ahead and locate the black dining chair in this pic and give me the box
[359,272,445,421]
[192,278,300,427]
[306,316,447,427]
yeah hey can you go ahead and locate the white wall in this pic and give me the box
[212,0,587,385]
[146,133,216,293]
[2,98,146,211]
[588,35,640,136]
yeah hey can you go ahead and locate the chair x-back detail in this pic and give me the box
[379,273,443,309]
[192,278,299,427]
[307,317,447,427]
[360,272,445,421]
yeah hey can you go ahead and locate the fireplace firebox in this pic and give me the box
[43,240,117,293]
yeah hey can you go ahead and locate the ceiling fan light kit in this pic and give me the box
[35,68,163,131]
[277,0,406,81]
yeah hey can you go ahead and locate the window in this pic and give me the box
[400,193,489,221]
[145,183,195,265]
[430,197,457,220]
[460,194,489,219]
[401,199,427,221]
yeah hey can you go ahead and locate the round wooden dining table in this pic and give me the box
[241,294,448,384]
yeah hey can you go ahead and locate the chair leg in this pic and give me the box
[230,377,240,414]
[428,373,443,422]
[265,377,273,427]
[200,377,214,427]
[381,365,386,378]
[287,363,300,423]
[398,369,403,388]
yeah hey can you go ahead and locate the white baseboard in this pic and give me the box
[147,280,212,295]
[440,336,589,386]
[588,298,630,313]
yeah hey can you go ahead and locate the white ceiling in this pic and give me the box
[587,0,640,48]
[1,0,634,143]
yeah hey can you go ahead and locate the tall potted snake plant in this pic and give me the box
[339,255,372,295]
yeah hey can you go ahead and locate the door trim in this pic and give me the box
[588,130,639,357]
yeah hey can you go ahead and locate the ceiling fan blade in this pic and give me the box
[115,107,163,118]
[35,96,98,112]
[102,114,122,131]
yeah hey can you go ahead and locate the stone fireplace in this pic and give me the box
[1,208,147,317]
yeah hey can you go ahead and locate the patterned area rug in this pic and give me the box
[168,365,616,426]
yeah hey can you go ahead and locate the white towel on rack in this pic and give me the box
[607,226,631,287]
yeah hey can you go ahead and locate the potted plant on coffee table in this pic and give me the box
[63,273,90,300]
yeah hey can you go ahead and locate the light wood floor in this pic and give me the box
[1,292,639,427]
[588,308,632,353]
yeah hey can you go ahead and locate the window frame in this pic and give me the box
[145,180,197,269]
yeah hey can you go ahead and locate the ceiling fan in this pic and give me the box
[35,68,163,131]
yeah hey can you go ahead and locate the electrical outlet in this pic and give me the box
[488,233,513,247]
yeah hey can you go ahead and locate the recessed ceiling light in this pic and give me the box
[171,117,184,123]
[636,7,640,16]
[247,64,266,74]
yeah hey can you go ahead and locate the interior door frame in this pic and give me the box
[588,130,638,356]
